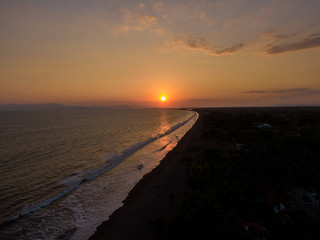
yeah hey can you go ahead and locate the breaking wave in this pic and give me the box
[3,112,197,226]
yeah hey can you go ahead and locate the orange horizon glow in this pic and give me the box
[1,1,320,108]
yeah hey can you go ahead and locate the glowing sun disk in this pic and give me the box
[160,96,167,102]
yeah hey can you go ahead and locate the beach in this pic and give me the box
[88,107,320,240]
[88,111,202,240]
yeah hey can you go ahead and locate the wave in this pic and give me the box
[62,112,197,186]
[2,111,197,226]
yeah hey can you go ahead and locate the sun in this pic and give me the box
[160,96,167,102]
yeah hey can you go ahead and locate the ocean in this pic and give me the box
[0,108,198,240]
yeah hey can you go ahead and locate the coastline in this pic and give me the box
[88,110,202,240]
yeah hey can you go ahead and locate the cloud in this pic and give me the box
[215,43,244,55]
[273,32,298,40]
[262,30,299,40]
[243,90,267,94]
[139,3,146,9]
[138,15,157,26]
[266,33,320,54]
[153,2,164,13]
[119,9,158,32]
[173,36,244,56]
[272,88,320,95]
[184,36,207,49]
[243,88,320,99]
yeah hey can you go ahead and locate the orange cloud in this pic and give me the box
[119,9,158,32]
[153,2,164,13]
[138,15,157,26]
[139,3,146,9]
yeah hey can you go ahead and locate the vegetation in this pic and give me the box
[157,107,320,240]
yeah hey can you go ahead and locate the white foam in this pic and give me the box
[5,185,78,226]
[5,111,198,231]
[62,112,197,189]
[70,111,199,240]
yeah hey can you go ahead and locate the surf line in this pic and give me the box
[1,112,198,226]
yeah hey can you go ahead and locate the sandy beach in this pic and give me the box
[88,111,202,240]
[88,107,320,240]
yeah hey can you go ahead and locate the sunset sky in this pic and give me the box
[1,0,320,107]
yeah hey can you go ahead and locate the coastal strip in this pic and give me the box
[88,110,202,240]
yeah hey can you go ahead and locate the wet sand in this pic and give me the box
[88,111,202,240]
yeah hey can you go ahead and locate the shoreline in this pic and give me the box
[88,110,202,240]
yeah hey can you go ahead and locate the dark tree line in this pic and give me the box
[157,107,320,240]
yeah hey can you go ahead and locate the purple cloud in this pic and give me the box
[243,88,320,99]
[262,30,299,40]
[175,36,244,56]
[266,34,320,54]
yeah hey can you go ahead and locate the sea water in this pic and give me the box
[0,109,198,240]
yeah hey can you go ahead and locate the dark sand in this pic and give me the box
[88,111,202,240]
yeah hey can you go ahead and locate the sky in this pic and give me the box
[1,0,320,107]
